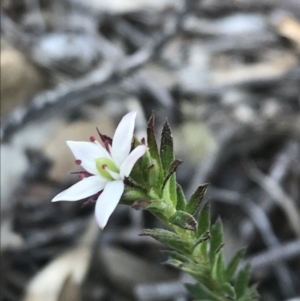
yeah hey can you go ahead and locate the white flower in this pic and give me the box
[52,112,147,229]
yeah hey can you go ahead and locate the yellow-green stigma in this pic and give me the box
[95,157,119,180]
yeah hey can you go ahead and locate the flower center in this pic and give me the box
[95,157,119,180]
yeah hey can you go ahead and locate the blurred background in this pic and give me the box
[1,0,300,300]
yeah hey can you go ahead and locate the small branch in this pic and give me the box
[245,160,300,237]
[243,240,300,272]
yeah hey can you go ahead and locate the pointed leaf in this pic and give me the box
[160,119,174,176]
[148,159,163,191]
[166,260,211,286]
[235,264,252,299]
[161,159,181,208]
[197,202,211,238]
[209,218,223,264]
[212,252,225,281]
[169,210,198,231]
[139,229,193,255]
[147,113,163,183]
[194,231,210,249]
[131,199,165,211]
[130,137,151,187]
[220,283,236,299]
[186,183,209,216]
[121,188,150,205]
[161,159,182,190]
[176,184,186,211]
[186,282,220,301]
[225,248,246,281]
[168,173,177,207]
[200,240,209,261]
[162,176,176,206]
[162,250,192,263]
[148,210,170,225]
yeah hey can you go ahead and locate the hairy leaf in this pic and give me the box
[163,250,193,263]
[160,119,174,176]
[197,202,211,238]
[161,159,182,190]
[220,283,236,299]
[209,218,223,264]
[140,229,193,255]
[186,183,209,216]
[225,248,246,282]
[186,282,220,301]
[176,184,186,211]
[235,264,252,299]
[212,252,225,282]
[147,113,163,184]
[121,188,150,205]
[169,210,198,231]
[166,260,212,286]
[130,137,149,186]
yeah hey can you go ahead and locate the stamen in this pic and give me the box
[102,164,107,170]
[94,140,102,147]
[75,159,82,165]
[96,127,112,152]
[141,137,146,144]
[71,171,93,177]
[91,136,103,148]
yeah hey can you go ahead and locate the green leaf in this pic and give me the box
[197,202,211,238]
[220,283,236,299]
[235,264,252,299]
[148,159,163,191]
[212,252,225,282]
[176,184,186,211]
[148,210,170,225]
[163,250,193,263]
[209,218,223,264]
[186,183,209,216]
[130,137,150,187]
[169,210,198,231]
[131,199,166,211]
[168,173,177,207]
[162,178,178,208]
[160,119,174,177]
[161,159,182,190]
[186,282,220,301]
[148,186,160,199]
[147,113,163,184]
[200,240,209,262]
[225,248,246,282]
[166,260,212,286]
[121,188,149,205]
[139,229,193,255]
[194,231,210,249]
[161,159,181,207]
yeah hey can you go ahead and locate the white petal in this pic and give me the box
[94,180,124,229]
[52,176,106,202]
[120,145,147,178]
[67,140,110,175]
[111,112,136,166]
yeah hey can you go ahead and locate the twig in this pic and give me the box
[1,5,186,142]
[245,160,300,237]
[243,240,300,272]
